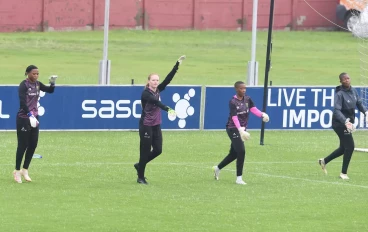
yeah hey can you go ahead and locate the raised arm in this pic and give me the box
[158,55,186,92]
[39,75,57,93]
[39,82,55,93]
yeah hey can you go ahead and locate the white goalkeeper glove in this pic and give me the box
[345,118,356,133]
[177,55,186,65]
[167,107,176,117]
[49,75,58,85]
[238,127,250,141]
[262,112,269,122]
[27,112,39,128]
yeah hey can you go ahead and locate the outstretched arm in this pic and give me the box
[39,75,57,93]
[248,97,269,122]
[158,55,186,92]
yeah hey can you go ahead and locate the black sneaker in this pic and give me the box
[137,177,148,185]
[134,163,139,175]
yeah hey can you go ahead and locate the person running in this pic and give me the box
[212,81,270,185]
[134,55,186,185]
[319,72,368,180]
[13,65,57,183]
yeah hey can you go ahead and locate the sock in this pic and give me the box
[237,176,242,181]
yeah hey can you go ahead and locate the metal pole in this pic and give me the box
[260,0,275,145]
[247,0,259,86]
[99,0,110,85]
[250,0,258,67]
[103,0,110,61]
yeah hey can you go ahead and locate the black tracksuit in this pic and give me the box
[324,85,367,174]
[137,61,179,179]
[217,95,255,176]
[15,78,55,170]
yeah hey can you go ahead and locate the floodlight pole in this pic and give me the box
[260,0,275,145]
[99,0,111,85]
[247,0,259,86]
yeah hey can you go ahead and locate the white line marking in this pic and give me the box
[1,161,367,189]
[248,172,368,189]
[1,160,368,167]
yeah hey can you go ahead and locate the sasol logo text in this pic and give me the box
[82,100,141,119]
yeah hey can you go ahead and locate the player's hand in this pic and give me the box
[49,75,58,85]
[168,107,176,117]
[345,118,355,133]
[262,112,269,122]
[27,112,39,128]
[177,55,186,65]
[238,127,250,141]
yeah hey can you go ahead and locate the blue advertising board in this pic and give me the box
[0,85,202,130]
[204,86,368,130]
[2,85,367,131]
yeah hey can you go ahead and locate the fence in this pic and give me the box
[0,0,337,32]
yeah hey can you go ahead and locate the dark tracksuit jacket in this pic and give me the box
[332,85,367,129]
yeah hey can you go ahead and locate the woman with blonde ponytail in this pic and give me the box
[134,55,186,185]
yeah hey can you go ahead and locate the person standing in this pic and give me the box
[319,73,368,180]
[213,81,270,185]
[134,55,186,185]
[13,65,57,183]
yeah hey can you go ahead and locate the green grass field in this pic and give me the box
[0,131,368,231]
[0,30,361,86]
[1,30,368,231]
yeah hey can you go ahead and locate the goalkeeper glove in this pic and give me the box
[177,55,186,65]
[262,112,270,122]
[238,127,250,141]
[49,75,58,85]
[345,118,356,133]
[27,112,39,128]
[167,107,176,117]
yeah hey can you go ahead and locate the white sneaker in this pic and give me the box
[213,166,220,180]
[13,170,22,183]
[21,169,32,182]
[318,158,327,174]
[339,173,349,180]
[236,179,247,185]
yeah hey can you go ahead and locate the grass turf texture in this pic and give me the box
[0,30,361,86]
[0,131,368,231]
